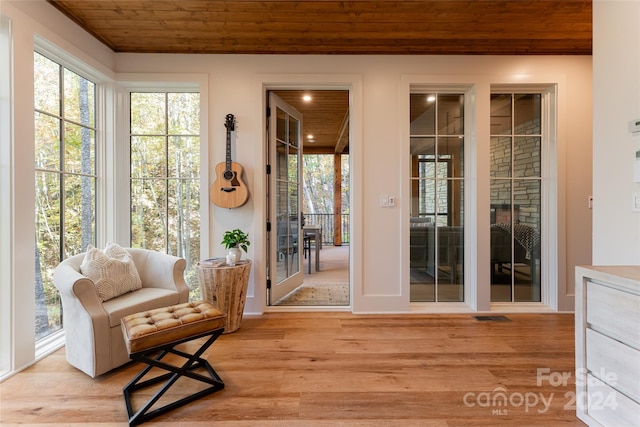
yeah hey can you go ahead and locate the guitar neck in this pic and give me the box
[225,131,232,171]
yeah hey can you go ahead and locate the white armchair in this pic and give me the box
[53,248,189,377]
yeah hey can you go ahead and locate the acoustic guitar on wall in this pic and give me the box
[210,114,249,208]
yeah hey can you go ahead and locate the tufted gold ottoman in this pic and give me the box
[120,301,226,426]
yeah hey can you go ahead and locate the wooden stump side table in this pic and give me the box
[196,259,251,333]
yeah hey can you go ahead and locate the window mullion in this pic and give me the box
[58,63,66,262]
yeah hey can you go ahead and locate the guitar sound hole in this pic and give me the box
[223,171,234,180]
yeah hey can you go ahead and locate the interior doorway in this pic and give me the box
[266,89,351,307]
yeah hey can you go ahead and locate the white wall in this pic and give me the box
[2,0,593,335]
[593,0,640,265]
[112,54,592,312]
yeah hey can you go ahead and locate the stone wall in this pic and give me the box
[490,118,541,229]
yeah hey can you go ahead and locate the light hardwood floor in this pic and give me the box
[1,312,585,426]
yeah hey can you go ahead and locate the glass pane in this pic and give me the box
[491,94,512,134]
[437,225,464,300]
[276,180,290,283]
[490,136,512,177]
[35,112,60,171]
[514,180,541,228]
[287,232,300,276]
[410,93,435,135]
[438,137,464,177]
[167,178,200,257]
[289,116,299,148]
[435,179,449,227]
[289,182,300,220]
[288,181,300,276]
[490,179,512,224]
[131,136,165,178]
[167,177,200,299]
[449,179,465,226]
[275,140,287,181]
[34,53,60,116]
[288,145,298,183]
[490,176,515,303]
[513,180,541,302]
[490,222,514,302]
[513,136,541,178]
[64,173,95,255]
[417,178,436,221]
[64,68,95,127]
[64,123,95,175]
[131,93,165,135]
[130,178,168,251]
[410,224,435,302]
[34,170,62,339]
[437,179,464,301]
[168,93,200,135]
[35,171,61,256]
[35,266,62,339]
[169,136,200,178]
[438,94,464,135]
[276,107,286,142]
[410,138,435,178]
[514,94,541,135]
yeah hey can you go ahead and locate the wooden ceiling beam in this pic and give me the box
[334,111,349,155]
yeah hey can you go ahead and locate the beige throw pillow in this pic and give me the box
[80,243,142,302]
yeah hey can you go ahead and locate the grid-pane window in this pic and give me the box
[34,52,96,340]
[130,92,201,299]
[490,93,542,302]
[410,93,465,302]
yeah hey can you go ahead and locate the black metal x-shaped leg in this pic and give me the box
[122,327,225,426]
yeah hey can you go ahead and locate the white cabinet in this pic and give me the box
[575,266,640,427]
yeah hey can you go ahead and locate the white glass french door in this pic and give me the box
[267,92,304,304]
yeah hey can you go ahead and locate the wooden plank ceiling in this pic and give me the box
[273,90,350,154]
[47,1,591,153]
[48,0,592,55]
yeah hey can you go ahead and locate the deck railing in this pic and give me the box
[303,213,350,245]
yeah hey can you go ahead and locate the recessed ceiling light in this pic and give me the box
[308,134,314,139]
[427,95,436,102]
[303,94,312,102]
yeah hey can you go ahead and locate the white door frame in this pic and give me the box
[248,75,363,314]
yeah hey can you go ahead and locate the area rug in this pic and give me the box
[276,282,349,306]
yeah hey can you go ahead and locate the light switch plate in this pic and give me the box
[633,192,640,213]
[379,194,395,207]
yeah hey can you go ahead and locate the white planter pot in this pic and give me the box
[227,247,242,265]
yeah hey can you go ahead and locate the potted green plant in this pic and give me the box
[221,229,250,265]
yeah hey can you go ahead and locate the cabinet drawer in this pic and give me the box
[586,374,640,427]
[586,280,640,348]
[586,328,640,403]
